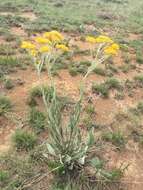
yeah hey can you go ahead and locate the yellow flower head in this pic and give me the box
[86,36,96,43]
[95,35,113,43]
[35,37,51,45]
[111,43,120,50]
[104,43,120,56]
[39,46,50,53]
[43,31,63,42]
[43,32,51,38]
[30,49,38,57]
[56,44,69,52]
[21,41,36,49]
[50,31,63,40]
[104,47,117,55]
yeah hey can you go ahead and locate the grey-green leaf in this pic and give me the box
[46,143,56,156]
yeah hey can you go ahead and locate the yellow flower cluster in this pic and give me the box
[86,35,113,44]
[21,41,36,49]
[43,30,63,42]
[86,35,119,56]
[30,49,38,56]
[39,46,50,53]
[21,31,69,57]
[86,36,97,43]
[35,37,51,45]
[96,35,113,43]
[56,44,69,52]
[104,43,120,55]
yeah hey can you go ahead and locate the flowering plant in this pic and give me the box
[21,31,120,176]
[21,31,69,77]
[85,35,119,78]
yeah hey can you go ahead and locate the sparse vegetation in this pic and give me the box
[92,83,109,97]
[93,67,106,76]
[120,64,132,73]
[92,78,122,97]
[0,44,15,56]
[30,85,54,99]
[0,56,21,77]
[134,75,143,87]
[136,51,143,64]
[0,0,143,189]
[12,130,37,151]
[68,61,91,76]
[0,170,9,183]
[29,108,46,132]
[0,152,42,190]
[106,64,118,74]
[0,95,12,115]
[103,131,125,148]
[85,104,95,115]
[3,78,14,89]
[105,78,122,90]
[137,102,143,113]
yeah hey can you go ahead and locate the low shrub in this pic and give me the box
[0,95,12,115]
[85,104,96,115]
[29,108,46,132]
[105,78,122,90]
[137,102,143,113]
[136,51,143,64]
[69,66,78,76]
[0,170,9,182]
[0,56,21,77]
[3,78,14,89]
[92,83,109,97]
[0,44,15,56]
[92,78,122,98]
[134,75,143,87]
[12,130,37,151]
[103,131,125,148]
[30,85,54,99]
[93,67,106,76]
